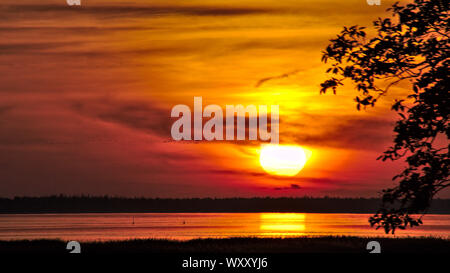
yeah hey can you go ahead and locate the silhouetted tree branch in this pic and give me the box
[320,0,449,233]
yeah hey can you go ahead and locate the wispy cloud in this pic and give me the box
[1,4,280,20]
[274,183,302,190]
[282,115,394,150]
[71,98,171,138]
[255,69,300,88]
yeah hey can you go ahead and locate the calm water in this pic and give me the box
[0,213,449,241]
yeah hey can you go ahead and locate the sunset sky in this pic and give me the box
[1,0,445,198]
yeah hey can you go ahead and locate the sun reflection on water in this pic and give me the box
[259,213,306,235]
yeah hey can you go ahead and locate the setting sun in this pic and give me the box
[259,145,310,176]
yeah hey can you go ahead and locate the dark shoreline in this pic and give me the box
[2,196,450,214]
[1,236,449,254]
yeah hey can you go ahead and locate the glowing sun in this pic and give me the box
[259,145,310,176]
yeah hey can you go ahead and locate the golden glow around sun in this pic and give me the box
[259,145,310,176]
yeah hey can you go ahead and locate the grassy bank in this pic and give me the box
[1,236,449,254]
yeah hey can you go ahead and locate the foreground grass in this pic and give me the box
[1,236,449,253]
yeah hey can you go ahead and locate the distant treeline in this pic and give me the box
[0,196,449,214]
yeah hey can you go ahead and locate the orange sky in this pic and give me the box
[1,0,446,197]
